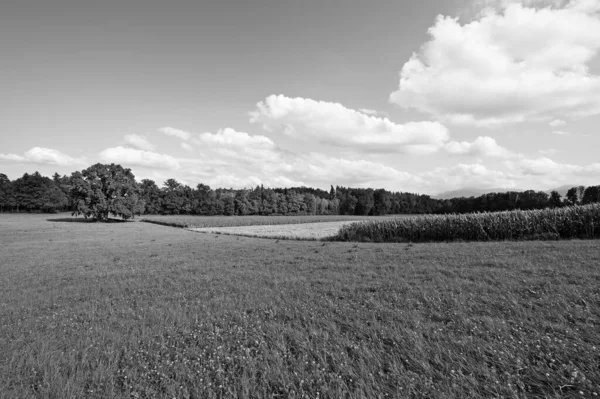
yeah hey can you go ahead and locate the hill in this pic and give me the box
[432,187,523,200]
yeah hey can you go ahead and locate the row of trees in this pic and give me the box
[140,179,341,217]
[436,186,600,214]
[1,163,599,220]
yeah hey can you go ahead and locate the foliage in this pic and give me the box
[70,163,144,221]
[335,204,600,243]
[0,173,15,212]
[6,172,68,213]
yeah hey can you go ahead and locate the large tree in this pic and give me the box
[70,163,144,221]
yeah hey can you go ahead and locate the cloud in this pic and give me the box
[420,163,520,191]
[358,108,379,115]
[471,0,568,14]
[249,95,450,154]
[444,136,517,157]
[0,147,85,166]
[287,153,427,192]
[188,128,282,168]
[99,146,180,170]
[518,157,600,176]
[390,1,600,126]
[160,126,191,141]
[519,157,569,175]
[0,153,27,162]
[124,134,155,151]
[181,142,193,152]
[195,128,275,150]
[539,148,559,156]
[549,119,566,127]
[176,127,290,188]
[552,130,570,135]
[165,125,427,191]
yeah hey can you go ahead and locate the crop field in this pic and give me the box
[140,214,403,229]
[188,221,361,240]
[336,204,600,243]
[1,213,600,398]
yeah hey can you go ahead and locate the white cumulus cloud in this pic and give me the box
[124,134,155,151]
[519,157,600,175]
[0,147,85,166]
[549,119,566,127]
[99,147,180,170]
[444,136,517,157]
[181,142,193,152]
[288,153,427,192]
[420,163,520,191]
[195,128,275,150]
[358,108,379,115]
[250,95,450,154]
[390,0,600,126]
[160,126,191,141]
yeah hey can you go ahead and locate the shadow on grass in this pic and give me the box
[47,218,130,223]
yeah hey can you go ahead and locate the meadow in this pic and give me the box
[140,214,399,229]
[188,221,360,240]
[1,213,599,398]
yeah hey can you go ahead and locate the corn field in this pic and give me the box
[334,204,600,243]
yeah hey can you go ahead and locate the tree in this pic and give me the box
[234,190,251,215]
[303,193,317,215]
[52,173,72,211]
[354,189,375,215]
[12,172,68,212]
[0,173,14,212]
[329,185,336,200]
[548,190,562,208]
[373,189,391,215]
[220,192,235,216]
[70,163,144,221]
[565,186,585,206]
[582,186,600,205]
[140,179,162,214]
[161,178,185,214]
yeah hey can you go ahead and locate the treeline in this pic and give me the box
[1,166,600,216]
[435,187,600,214]
[0,172,70,213]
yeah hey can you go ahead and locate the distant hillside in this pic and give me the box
[432,187,523,200]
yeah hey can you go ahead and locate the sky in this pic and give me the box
[1,0,599,195]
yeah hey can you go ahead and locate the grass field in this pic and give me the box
[188,221,362,240]
[140,214,401,229]
[1,213,599,398]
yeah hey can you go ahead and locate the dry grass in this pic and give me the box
[140,214,402,229]
[188,221,362,240]
[1,213,599,398]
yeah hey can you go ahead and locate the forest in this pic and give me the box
[1,163,599,217]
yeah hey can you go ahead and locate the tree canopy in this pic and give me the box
[70,163,144,221]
